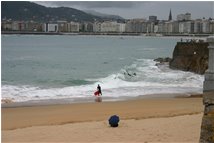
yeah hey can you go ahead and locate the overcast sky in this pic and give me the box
[33,1,214,20]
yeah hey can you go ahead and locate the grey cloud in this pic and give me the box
[33,1,213,19]
[70,1,141,8]
[34,1,146,9]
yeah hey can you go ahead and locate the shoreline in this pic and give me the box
[1,31,212,37]
[1,92,202,108]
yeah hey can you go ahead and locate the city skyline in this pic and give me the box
[34,1,214,20]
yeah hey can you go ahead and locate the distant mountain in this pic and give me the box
[1,1,105,22]
[85,10,125,21]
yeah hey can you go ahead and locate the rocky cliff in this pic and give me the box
[169,42,209,74]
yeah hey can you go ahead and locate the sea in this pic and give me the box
[1,34,204,103]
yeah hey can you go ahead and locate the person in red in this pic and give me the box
[94,84,102,96]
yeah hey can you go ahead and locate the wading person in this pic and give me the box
[97,84,102,96]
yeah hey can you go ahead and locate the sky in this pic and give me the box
[33,1,214,20]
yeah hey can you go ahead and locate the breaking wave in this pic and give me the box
[2,59,204,102]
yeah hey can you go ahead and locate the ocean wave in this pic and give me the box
[1,59,204,102]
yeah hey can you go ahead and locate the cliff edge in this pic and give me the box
[169,41,209,74]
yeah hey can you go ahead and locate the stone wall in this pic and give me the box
[200,36,214,143]
[169,42,209,74]
[200,92,214,142]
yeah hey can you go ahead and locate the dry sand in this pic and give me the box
[2,97,204,142]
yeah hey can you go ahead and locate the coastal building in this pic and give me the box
[58,21,68,32]
[149,16,157,22]
[148,22,155,33]
[179,21,194,33]
[11,21,21,31]
[2,21,43,32]
[165,21,173,33]
[157,20,176,34]
[154,25,159,33]
[172,21,179,33]
[100,21,118,32]
[157,21,164,33]
[185,13,191,21]
[118,23,126,33]
[81,22,93,32]
[157,21,179,34]
[93,22,101,32]
[194,19,202,33]
[98,21,126,33]
[26,21,43,32]
[170,21,178,33]
[1,14,213,35]
[67,22,79,32]
[44,23,58,32]
[125,19,146,33]
[178,22,185,33]
[177,13,191,21]
[177,14,185,21]
[209,20,214,33]
[202,19,210,33]
[125,20,133,33]
[1,21,12,31]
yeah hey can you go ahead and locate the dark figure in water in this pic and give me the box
[124,70,137,77]
[97,84,102,95]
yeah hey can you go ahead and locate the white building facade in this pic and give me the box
[93,22,101,32]
[202,20,210,33]
[68,22,79,32]
[44,23,58,32]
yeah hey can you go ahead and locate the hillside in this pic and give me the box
[85,10,125,21]
[1,1,103,22]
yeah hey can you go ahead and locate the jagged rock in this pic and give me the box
[154,57,172,63]
[154,57,172,66]
[169,42,209,74]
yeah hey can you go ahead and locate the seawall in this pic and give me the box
[169,41,209,74]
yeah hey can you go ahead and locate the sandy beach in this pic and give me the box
[2,96,203,142]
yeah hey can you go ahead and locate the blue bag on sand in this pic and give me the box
[108,115,120,127]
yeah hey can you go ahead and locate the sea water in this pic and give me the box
[1,35,204,103]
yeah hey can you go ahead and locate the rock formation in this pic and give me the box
[154,57,172,63]
[154,57,172,67]
[169,41,209,74]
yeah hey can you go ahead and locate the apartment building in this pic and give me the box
[100,21,125,33]
[179,21,194,33]
[2,12,213,35]
[44,23,58,32]
[202,19,210,33]
[93,22,101,32]
[194,19,202,33]
[177,13,191,21]
[125,19,146,33]
[68,22,79,32]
